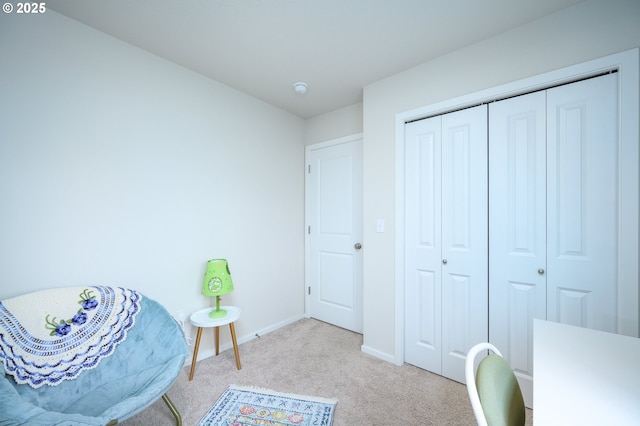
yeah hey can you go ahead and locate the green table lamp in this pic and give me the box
[202,258,234,318]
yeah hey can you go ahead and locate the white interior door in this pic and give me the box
[546,73,619,331]
[404,105,488,383]
[306,137,363,333]
[489,73,623,408]
[403,115,442,373]
[489,90,547,408]
[440,105,489,382]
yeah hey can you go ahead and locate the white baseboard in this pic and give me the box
[238,314,305,345]
[360,344,402,366]
[186,314,305,365]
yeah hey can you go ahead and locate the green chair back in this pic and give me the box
[475,354,526,426]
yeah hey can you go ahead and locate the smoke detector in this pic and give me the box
[293,82,308,94]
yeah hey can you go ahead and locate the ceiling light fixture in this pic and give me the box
[293,82,308,94]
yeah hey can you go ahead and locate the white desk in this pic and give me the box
[533,319,640,425]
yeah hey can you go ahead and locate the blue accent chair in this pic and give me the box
[0,288,188,425]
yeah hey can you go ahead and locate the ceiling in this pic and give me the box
[48,0,584,119]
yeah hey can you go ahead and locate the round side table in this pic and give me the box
[188,305,241,381]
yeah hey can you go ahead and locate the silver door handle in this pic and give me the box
[354,243,362,250]
[538,268,545,275]
[442,259,447,265]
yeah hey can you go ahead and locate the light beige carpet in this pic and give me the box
[121,318,533,425]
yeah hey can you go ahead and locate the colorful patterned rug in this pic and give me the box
[198,385,337,426]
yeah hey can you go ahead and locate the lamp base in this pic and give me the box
[208,308,227,319]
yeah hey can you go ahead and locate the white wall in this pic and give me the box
[361,0,640,360]
[304,102,363,146]
[0,11,306,356]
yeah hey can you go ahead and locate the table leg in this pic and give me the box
[189,327,203,381]
[229,322,242,370]
[215,326,220,356]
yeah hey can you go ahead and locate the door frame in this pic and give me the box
[394,49,639,366]
[304,133,364,322]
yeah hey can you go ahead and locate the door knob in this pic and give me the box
[442,259,447,265]
[538,268,545,275]
[354,243,362,250]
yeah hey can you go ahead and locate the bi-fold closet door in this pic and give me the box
[489,73,620,408]
[404,72,625,393]
[403,104,488,383]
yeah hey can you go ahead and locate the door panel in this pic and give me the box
[546,74,618,332]
[404,116,442,372]
[308,139,363,333]
[440,105,488,382]
[489,91,547,407]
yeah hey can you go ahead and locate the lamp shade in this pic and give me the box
[202,259,234,297]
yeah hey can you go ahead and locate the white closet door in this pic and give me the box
[489,91,547,408]
[404,105,487,383]
[546,73,619,332]
[440,105,488,382]
[489,73,621,408]
[404,115,442,373]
